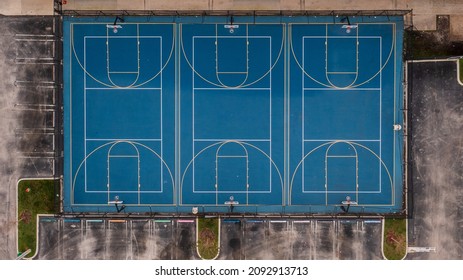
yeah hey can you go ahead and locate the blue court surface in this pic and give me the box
[63,15,404,214]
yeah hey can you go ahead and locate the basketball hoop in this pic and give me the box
[342,24,358,34]
[224,24,239,34]
[108,195,123,204]
[224,195,239,205]
[225,196,239,213]
[340,196,358,213]
[106,24,122,34]
[341,196,358,205]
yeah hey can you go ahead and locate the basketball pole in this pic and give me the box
[115,203,126,213]
[341,16,351,25]
[113,16,124,26]
[340,203,350,213]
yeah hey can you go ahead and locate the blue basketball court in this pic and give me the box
[63,15,404,214]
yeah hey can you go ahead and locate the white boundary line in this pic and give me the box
[194,138,270,142]
[84,36,87,191]
[82,32,164,198]
[304,139,380,142]
[303,87,381,91]
[192,35,272,89]
[86,138,162,141]
[71,141,175,206]
[380,35,383,193]
[85,87,162,90]
[302,36,382,194]
[191,36,274,198]
[180,140,284,205]
[299,27,390,201]
[193,87,271,90]
[106,142,142,203]
[68,23,177,207]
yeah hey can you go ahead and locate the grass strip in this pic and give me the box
[197,217,219,259]
[17,179,58,258]
[383,218,407,260]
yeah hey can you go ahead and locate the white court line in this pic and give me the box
[216,71,248,74]
[215,141,250,205]
[83,32,164,194]
[193,190,271,194]
[284,23,288,205]
[181,141,283,202]
[192,35,272,89]
[392,23,396,204]
[192,34,195,199]
[70,24,173,90]
[160,36,164,197]
[70,23,73,203]
[380,36,383,193]
[84,35,87,191]
[85,36,162,39]
[179,24,285,91]
[302,36,305,195]
[193,87,271,90]
[303,139,380,142]
[215,24,250,89]
[297,34,385,89]
[84,35,162,89]
[191,35,274,196]
[326,71,357,74]
[74,203,176,206]
[217,155,248,158]
[301,33,384,195]
[107,155,139,158]
[303,88,381,91]
[85,190,165,193]
[84,87,162,90]
[269,36,273,198]
[303,35,382,39]
[69,24,175,205]
[325,25,359,79]
[325,155,357,158]
[108,71,139,74]
[106,141,141,203]
[302,190,382,194]
[86,138,162,141]
[194,139,271,142]
[324,142,359,204]
[193,35,271,39]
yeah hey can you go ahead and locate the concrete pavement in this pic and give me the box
[2,0,463,38]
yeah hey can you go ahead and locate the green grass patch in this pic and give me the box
[17,179,59,258]
[383,218,407,260]
[197,217,219,260]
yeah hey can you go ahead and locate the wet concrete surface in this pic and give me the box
[407,60,463,259]
[37,217,383,260]
[0,16,59,260]
[37,217,198,260]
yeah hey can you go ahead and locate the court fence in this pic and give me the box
[55,4,411,219]
[53,0,411,19]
